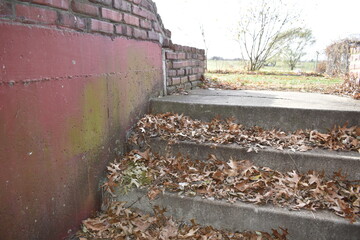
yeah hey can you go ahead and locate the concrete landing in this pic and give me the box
[151,89,360,131]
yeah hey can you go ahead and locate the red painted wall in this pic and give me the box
[0,22,163,240]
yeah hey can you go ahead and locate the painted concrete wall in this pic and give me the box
[0,0,205,239]
[0,22,163,239]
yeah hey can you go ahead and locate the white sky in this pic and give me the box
[153,0,360,60]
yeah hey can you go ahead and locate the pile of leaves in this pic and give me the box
[104,150,360,224]
[326,79,360,99]
[200,77,360,100]
[129,113,360,153]
[77,201,289,240]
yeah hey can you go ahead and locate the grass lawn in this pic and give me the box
[204,72,343,92]
[203,60,359,98]
[207,60,317,73]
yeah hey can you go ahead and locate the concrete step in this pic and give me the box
[136,138,360,180]
[136,89,360,239]
[150,89,360,132]
[114,188,360,240]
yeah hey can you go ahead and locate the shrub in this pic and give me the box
[316,61,327,74]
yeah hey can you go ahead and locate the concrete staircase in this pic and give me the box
[115,89,360,240]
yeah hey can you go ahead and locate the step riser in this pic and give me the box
[137,139,360,180]
[113,189,360,240]
[150,101,359,132]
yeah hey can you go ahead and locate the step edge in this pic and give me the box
[150,98,360,113]
[149,138,360,160]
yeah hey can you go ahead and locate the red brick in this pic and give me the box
[32,0,69,10]
[115,24,132,37]
[113,0,131,12]
[167,79,173,86]
[89,0,112,6]
[129,0,141,5]
[148,31,159,41]
[173,45,183,51]
[198,54,205,60]
[167,70,176,77]
[181,76,188,83]
[166,52,177,60]
[140,19,151,29]
[164,29,171,38]
[172,77,181,85]
[132,5,149,18]
[148,12,156,21]
[133,27,147,39]
[101,8,122,22]
[0,2,13,18]
[188,74,198,81]
[58,12,86,30]
[173,61,187,69]
[177,52,186,60]
[91,19,114,34]
[71,1,98,17]
[15,4,57,24]
[139,0,152,10]
[123,13,139,26]
[185,68,192,75]
[162,38,171,48]
[153,22,161,32]
[177,69,185,76]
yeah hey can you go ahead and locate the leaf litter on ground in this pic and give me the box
[129,113,360,153]
[77,201,289,240]
[78,113,359,239]
[103,149,359,224]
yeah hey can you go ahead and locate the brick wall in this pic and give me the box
[0,0,171,45]
[165,44,206,93]
[349,44,360,85]
[0,0,205,92]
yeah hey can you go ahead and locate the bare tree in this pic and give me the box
[235,0,302,71]
[281,28,315,70]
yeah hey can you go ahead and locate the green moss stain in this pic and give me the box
[68,78,108,155]
[121,47,159,115]
[108,78,121,129]
[66,45,161,156]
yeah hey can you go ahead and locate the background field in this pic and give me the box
[207,60,317,73]
[204,60,343,92]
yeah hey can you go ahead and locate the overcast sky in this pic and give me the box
[153,0,360,60]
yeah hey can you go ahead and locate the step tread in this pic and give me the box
[154,89,360,112]
[141,138,360,180]
[115,188,360,240]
